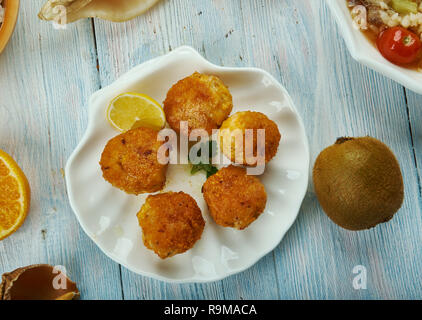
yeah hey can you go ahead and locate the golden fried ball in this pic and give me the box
[100,127,168,195]
[219,111,281,166]
[137,192,205,259]
[163,72,233,135]
[202,165,267,230]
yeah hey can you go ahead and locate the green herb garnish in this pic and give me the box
[191,163,218,178]
[391,0,418,14]
[189,141,219,178]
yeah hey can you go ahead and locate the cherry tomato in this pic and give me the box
[376,26,422,65]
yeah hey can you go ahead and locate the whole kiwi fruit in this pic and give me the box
[313,136,404,231]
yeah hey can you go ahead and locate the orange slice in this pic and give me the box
[0,149,30,240]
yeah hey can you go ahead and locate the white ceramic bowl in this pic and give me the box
[65,46,310,283]
[326,0,422,94]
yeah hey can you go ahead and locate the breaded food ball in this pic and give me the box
[202,165,267,230]
[137,192,205,259]
[100,127,167,195]
[163,72,233,135]
[219,111,281,166]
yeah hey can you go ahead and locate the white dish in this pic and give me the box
[65,46,310,283]
[326,0,422,94]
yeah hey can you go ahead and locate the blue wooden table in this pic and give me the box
[0,0,421,300]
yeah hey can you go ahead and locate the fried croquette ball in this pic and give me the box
[202,165,267,230]
[100,127,167,195]
[137,192,205,259]
[163,72,233,135]
[219,111,281,166]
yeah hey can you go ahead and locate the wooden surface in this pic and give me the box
[0,0,421,299]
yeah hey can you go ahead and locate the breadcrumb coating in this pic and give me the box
[100,127,168,195]
[219,111,281,166]
[203,165,267,230]
[137,192,205,259]
[164,72,233,135]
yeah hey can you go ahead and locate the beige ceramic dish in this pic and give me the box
[0,0,19,54]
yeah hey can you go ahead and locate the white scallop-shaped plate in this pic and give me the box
[326,0,422,94]
[66,46,310,283]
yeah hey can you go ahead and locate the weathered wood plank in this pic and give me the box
[0,1,122,299]
[91,0,422,299]
[2,0,420,300]
[405,90,422,199]
[269,0,422,299]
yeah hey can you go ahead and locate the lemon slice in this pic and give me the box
[107,93,165,132]
[0,149,31,241]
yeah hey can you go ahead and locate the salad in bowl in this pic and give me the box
[327,0,422,94]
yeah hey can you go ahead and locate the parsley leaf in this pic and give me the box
[206,165,218,178]
[191,163,218,178]
[189,141,219,178]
